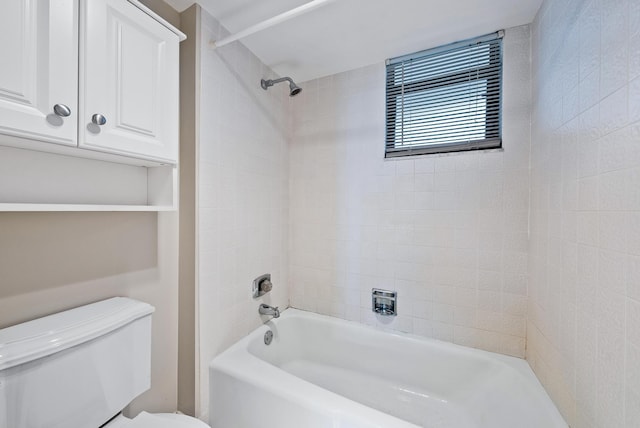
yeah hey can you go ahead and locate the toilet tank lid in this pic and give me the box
[0,297,154,371]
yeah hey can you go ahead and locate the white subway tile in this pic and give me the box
[286,28,532,369]
[630,77,640,124]
[598,212,628,253]
[628,298,640,347]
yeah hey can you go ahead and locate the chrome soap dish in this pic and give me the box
[372,288,397,316]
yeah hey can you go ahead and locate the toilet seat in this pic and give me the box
[105,412,210,428]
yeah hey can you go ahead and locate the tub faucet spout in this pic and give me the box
[259,304,280,319]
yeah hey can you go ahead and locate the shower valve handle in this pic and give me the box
[259,278,273,293]
[253,274,273,298]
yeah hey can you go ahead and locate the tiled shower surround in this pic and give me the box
[195,0,640,424]
[289,26,532,358]
[197,9,290,420]
[527,0,640,426]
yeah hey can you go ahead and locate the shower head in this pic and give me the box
[289,82,303,96]
[261,77,303,97]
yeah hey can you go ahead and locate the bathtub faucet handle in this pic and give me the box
[259,278,273,293]
[253,274,273,298]
[259,303,280,319]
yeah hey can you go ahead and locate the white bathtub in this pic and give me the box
[209,309,567,428]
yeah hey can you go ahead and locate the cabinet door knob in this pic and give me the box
[91,114,107,126]
[53,104,71,117]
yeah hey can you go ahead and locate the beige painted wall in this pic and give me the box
[140,0,181,28]
[0,212,179,416]
[177,4,200,417]
[0,0,182,418]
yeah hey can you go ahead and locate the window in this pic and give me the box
[385,31,503,158]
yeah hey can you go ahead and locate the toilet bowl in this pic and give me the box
[105,413,210,428]
[0,298,211,428]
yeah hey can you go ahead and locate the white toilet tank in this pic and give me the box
[0,298,155,428]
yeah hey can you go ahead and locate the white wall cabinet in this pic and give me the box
[81,0,180,163]
[0,0,185,211]
[0,0,79,148]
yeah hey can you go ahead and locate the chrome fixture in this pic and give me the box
[259,303,280,319]
[53,104,71,117]
[260,77,302,97]
[253,274,273,298]
[372,289,397,316]
[91,114,107,126]
[264,330,274,345]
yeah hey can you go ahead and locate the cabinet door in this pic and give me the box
[80,0,179,164]
[0,0,78,147]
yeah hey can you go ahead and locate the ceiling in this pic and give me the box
[165,0,542,82]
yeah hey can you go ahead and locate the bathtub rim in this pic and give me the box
[209,307,568,428]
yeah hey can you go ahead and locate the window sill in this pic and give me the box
[384,146,504,162]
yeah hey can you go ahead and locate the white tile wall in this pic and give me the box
[193,3,640,424]
[528,0,640,426]
[289,26,531,357]
[196,10,290,420]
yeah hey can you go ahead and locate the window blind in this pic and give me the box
[385,31,503,158]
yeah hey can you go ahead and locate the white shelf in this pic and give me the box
[0,204,175,212]
[0,146,177,211]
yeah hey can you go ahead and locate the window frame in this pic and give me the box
[385,31,504,158]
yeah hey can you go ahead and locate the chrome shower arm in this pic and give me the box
[260,76,303,96]
[261,77,294,88]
